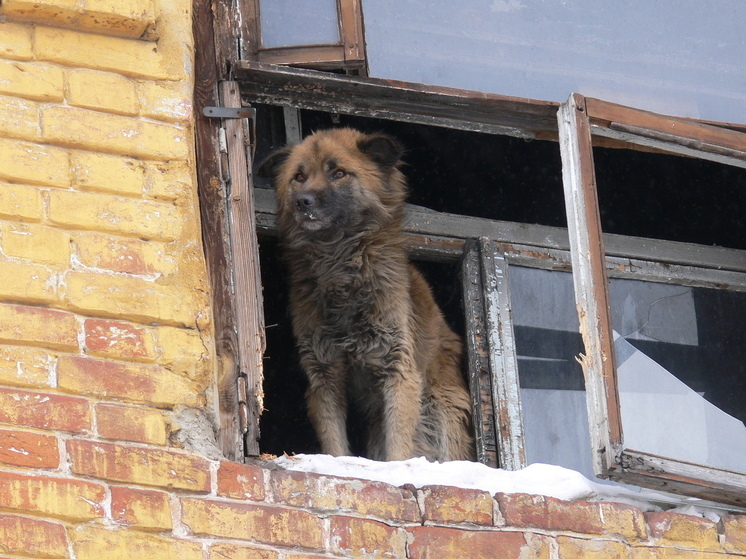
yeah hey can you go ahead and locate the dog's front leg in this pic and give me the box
[380,357,424,461]
[304,358,351,457]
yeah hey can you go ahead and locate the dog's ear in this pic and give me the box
[358,134,402,168]
[256,147,291,179]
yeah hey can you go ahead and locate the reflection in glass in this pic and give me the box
[511,266,746,479]
[610,279,746,473]
[509,266,595,478]
[260,0,340,48]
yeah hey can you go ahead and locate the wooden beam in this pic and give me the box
[193,0,244,460]
[478,238,526,470]
[235,61,559,140]
[220,81,265,457]
[557,93,622,476]
[586,97,746,169]
[461,241,499,467]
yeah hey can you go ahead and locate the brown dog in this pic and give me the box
[260,128,474,462]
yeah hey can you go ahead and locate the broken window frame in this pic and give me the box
[558,92,746,506]
[240,0,367,73]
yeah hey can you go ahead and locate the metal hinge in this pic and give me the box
[204,105,257,160]
[203,106,256,120]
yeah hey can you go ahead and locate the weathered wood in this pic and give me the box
[558,93,622,476]
[591,125,746,170]
[461,241,499,467]
[338,0,366,71]
[254,186,746,274]
[193,0,243,460]
[235,61,559,140]
[478,237,526,470]
[220,81,265,456]
[586,97,746,158]
[610,450,746,508]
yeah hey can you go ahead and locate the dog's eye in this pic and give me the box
[332,169,346,180]
[294,173,306,183]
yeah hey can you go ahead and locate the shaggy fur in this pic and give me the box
[260,128,474,462]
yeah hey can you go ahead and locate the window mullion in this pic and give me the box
[557,93,622,477]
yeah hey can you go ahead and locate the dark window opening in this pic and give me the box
[594,147,746,250]
[258,235,467,457]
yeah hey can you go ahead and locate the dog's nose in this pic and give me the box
[294,193,316,210]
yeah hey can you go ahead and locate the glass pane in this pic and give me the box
[362,0,746,123]
[509,266,597,478]
[260,0,340,48]
[609,279,746,473]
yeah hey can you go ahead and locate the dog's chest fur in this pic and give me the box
[292,238,406,370]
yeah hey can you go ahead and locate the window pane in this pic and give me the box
[509,266,595,478]
[362,0,746,123]
[609,279,746,473]
[260,0,340,48]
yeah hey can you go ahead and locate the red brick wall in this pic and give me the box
[2,449,745,558]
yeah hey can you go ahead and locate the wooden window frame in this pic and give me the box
[241,0,366,73]
[558,92,746,506]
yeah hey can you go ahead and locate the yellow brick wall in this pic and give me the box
[0,0,215,446]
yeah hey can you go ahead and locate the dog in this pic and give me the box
[259,128,474,462]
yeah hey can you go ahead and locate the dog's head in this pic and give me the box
[259,128,406,235]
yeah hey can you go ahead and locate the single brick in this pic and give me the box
[71,525,202,559]
[0,0,80,28]
[77,0,156,38]
[0,94,39,141]
[722,515,746,554]
[73,232,178,276]
[269,469,419,522]
[41,105,189,160]
[49,189,183,241]
[208,543,279,559]
[144,160,194,201]
[421,484,493,526]
[408,526,551,559]
[84,318,158,361]
[181,498,325,550]
[645,511,721,552]
[0,470,105,520]
[111,486,172,530]
[0,513,68,558]
[71,151,144,196]
[0,345,54,388]
[0,304,78,351]
[156,324,210,376]
[58,354,201,407]
[497,493,647,541]
[0,261,58,304]
[330,516,408,559]
[63,272,197,328]
[68,69,138,115]
[0,137,69,187]
[0,182,43,221]
[0,428,59,469]
[0,387,91,433]
[34,27,171,79]
[0,59,64,101]
[557,536,630,559]
[95,402,168,445]
[0,222,71,265]
[217,460,266,501]
[68,439,211,492]
[0,22,33,60]
[137,80,192,122]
